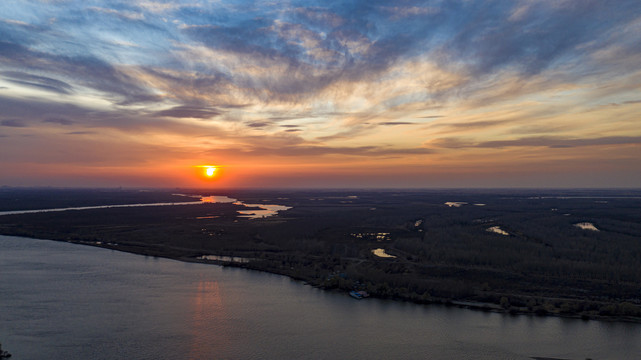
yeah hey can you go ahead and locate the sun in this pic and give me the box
[195,165,222,181]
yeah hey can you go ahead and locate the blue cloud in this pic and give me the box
[154,105,222,119]
[44,117,75,126]
[1,119,27,127]
[440,1,641,77]
[0,41,159,104]
[1,0,640,120]
[1,71,73,94]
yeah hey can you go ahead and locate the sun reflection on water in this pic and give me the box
[189,280,227,359]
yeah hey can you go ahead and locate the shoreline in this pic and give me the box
[5,233,640,325]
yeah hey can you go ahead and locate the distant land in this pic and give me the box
[1,187,640,322]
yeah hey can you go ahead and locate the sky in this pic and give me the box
[1,0,640,189]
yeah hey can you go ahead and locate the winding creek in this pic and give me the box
[0,195,292,219]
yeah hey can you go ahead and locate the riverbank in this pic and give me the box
[15,235,640,325]
[5,233,638,360]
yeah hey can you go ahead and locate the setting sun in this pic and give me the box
[194,165,222,182]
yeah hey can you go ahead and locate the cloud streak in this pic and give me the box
[154,106,222,119]
[213,145,435,158]
[1,71,74,94]
[1,119,28,127]
[432,136,641,149]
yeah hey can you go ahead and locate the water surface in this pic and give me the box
[0,195,291,219]
[1,235,640,360]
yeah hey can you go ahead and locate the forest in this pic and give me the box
[1,187,640,321]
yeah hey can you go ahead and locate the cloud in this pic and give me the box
[432,136,641,149]
[0,41,159,105]
[289,7,345,28]
[0,17,49,46]
[126,1,641,111]
[1,119,28,127]
[87,6,145,21]
[178,6,436,103]
[1,71,73,94]
[380,6,440,20]
[153,105,222,119]
[65,131,95,135]
[211,145,434,158]
[136,66,237,106]
[0,95,105,128]
[182,20,290,60]
[430,119,511,130]
[135,1,189,14]
[4,1,641,111]
[43,117,74,125]
[378,121,416,126]
[0,95,208,136]
[246,121,271,128]
[441,1,641,78]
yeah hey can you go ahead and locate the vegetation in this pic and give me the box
[1,187,640,321]
[0,342,11,358]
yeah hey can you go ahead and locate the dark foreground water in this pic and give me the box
[1,235,640,360]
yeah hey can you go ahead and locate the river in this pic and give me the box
[0,195,291,219]
[1,235,639,360]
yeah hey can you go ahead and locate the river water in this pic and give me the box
[1,235,639,360]
[0,195,291,219]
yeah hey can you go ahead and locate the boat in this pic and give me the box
[349,290,369,299]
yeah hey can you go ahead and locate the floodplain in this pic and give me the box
[1,187,640,321]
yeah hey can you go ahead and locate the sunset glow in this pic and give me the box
[193,165,222,182]
[1,1,640,188]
